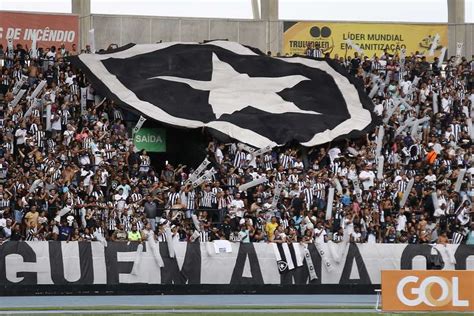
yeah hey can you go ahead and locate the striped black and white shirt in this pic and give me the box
[104,143,114,160]
[313,49,323,58]
[0,198,10,210]
[167,192,180,207]
[263,153,273,170]
[233,151,247,168]
[200,191,214,208]
[131,192,143,203]
[26,226,39,241]
[184,190,196,210]
[279,154,293,170]
[397,179,408,194]
[34,129,45,148]
[199,230,210,242]
[303,187,313,209]
[313,182,325,199]
[450,123,462,142]
[452,231,464,244]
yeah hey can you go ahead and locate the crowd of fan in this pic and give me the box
[0,41,473,246]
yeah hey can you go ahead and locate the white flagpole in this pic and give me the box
[399,178,414,208]
[437,47,447,68]
[187,158,211,184]
[271,182,284,208]
[88,29,96,53]
[345,38,364,55]
[238,177,267,192]
[467,118,473,141]
[132,115,147,136]
[376,155,384,180]
[45,103,52,131]
[428,34,439,56]
[351,177,363,203]
[333,177,343,195]
[368,83,379,99]
[29,80,47,100]
[375,126,384,158]
[30,30,38,59]
[455,42,463,65]
[9,89,26,107]
[432,92,438,114]
[325,188,335,220]
[454,169,466,193]
[252,144,273,157]
[12,75,28,95]
[192,168,217,188]
[237,143,256,154]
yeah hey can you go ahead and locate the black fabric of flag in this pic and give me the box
[69,41,375,148]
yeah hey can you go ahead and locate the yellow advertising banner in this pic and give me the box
[382,270,474,312]
[283,21,448,60]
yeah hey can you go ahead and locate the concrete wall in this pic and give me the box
[90,14,282,54]
[88,14,472,59]
[448,23,474,58]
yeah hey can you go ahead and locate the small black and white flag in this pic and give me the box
[70,41,375,147]
[272,243,303,273]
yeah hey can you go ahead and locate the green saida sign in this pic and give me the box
[133,128,166,152]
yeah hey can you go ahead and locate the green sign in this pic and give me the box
[133,128,166,152]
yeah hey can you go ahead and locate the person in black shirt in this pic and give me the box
[350,52,361,75]
[221,215,232,240]
[9,223,23,241]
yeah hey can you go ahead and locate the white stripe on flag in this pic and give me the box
[293,243,304,267]
[272,243,282,261]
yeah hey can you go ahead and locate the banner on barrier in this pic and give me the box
[0,11,79,50]
[382,270,474,312]
[0,242,473,286]
[283,21,447,61]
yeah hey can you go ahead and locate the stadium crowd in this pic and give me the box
[0,41,473,246]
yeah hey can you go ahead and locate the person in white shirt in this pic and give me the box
[373,102,383,116]
[350,226,362,243]
[15,124,27,146]
[313,221,327,244]
[215,144,224,164]
[396,209,407,232]
[424,169,436,184]
[433,203,447,218]
[114,188,127,212]
[229,193,245,218]
[359,164,375,190]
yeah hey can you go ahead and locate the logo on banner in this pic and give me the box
[396,276,469,307]
[382,270,474,311]
[277,260,288,272]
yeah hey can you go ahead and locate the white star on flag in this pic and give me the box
[149,53,321,119]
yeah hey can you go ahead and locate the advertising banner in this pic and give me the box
[0,11,79,50]
[382,270,474,312]
[133,128,166,152]
[283,21,448,61]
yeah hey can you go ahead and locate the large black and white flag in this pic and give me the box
[70,41,374,147]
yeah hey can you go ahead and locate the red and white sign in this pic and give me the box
[0,11,79,50]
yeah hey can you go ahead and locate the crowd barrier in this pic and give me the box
[0,241,473,295]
